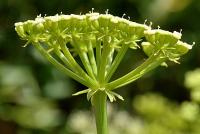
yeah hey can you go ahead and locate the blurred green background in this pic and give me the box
[0,0,200,134]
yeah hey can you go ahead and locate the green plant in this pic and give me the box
[15,12,192,134]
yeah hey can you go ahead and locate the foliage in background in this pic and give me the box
[0,0,199,133]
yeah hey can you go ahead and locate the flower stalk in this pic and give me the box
[92,91,108,134]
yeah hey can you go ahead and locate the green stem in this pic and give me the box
[34,43,96,89]
[98,40,112,84]
[53,47,75,71]
[92,91,108,134]
[87,40,97,77]
[105,47,115,75]
[72,35,96,79]
[105,43,129,82]
[106,51,166,90]
[59,42,97,86]
[96,39,101,71]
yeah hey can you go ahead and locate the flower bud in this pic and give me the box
[88,14,100,30]
[98,14,112,29]
[116,17,129,32]
[129,22,150,39]
[44,16,59,33]
[70,14,86,33]
[32,18,45,34]
[58,15,72,32]
[15,22,26,38]
[109,16,119,29]
[141,42,154,56]
[174,40,192,56]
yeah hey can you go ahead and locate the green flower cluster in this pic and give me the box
[142,29,192,64]
[15,13,192,102]
[15,13,148,50]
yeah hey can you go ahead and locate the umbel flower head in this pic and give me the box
[142,29,192,64]
[15,12,192,102]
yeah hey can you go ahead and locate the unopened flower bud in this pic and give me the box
[129,22,150,39]
[173,40,192,56]
[15,22,26,38]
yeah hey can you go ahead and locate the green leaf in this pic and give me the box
[72,88,90,96]
[87,89,98,101]
[105,90,124,102]
[111,91,124,101]
[105,91,115,102]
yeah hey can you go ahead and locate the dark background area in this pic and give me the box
[0,0,200,134]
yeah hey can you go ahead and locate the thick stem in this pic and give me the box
[92,91,108,134]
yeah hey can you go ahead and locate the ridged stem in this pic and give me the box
[92,91,108,134]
